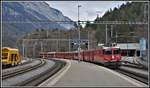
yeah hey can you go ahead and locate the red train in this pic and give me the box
[39,46,122,68]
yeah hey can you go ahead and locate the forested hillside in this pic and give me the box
[84,2,148,44]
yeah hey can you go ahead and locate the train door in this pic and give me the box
[82,51,85,61]
[91,51,94,62]
[89,51,92,62]
[87,51,90,61]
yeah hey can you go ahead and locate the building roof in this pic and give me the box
[116,43,140,50]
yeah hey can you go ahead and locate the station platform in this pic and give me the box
[39,59,148,87]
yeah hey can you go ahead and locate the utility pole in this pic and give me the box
[110,25,113,44]
[56,39,58,52]
[69,39,71,51]
[68,31,71,51]
[41,41,43,52]
[115,31,118,43]
[144,3,148,22]
[111,25,113,38]
[105,24,108,45]
[33,42,37,58]
[78,5,81,62]
[56,29,59,52]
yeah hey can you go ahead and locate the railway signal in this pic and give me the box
[85,42,88,49]
[71,43,74,48]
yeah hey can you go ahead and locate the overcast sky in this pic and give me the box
[46,1,127,21]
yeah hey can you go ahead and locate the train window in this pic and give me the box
[105,50,112,55]
[114,49,121,54]
[2,53,8,59]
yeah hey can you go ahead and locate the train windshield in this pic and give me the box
[2,53,8,59]
[105,49,112,55]
[114,48,121,54]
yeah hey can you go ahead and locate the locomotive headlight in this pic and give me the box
[112,55,114,59]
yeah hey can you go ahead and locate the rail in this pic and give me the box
[14,59,66,86]
[2,59,45,80]
[116,66,148,84]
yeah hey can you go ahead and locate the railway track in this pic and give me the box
[2,58,66,86]
[116,66,148,85]
[18,59,66,86]
[90,61,148,85]
[2,59,45,80]
[2,58,33,69]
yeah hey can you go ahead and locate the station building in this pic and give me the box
[115,43,140,57]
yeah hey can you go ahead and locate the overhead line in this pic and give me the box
[3,21,148,24]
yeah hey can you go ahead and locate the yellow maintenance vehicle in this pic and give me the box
[1,47,21,66]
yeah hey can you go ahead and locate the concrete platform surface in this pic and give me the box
[41,59,148,87]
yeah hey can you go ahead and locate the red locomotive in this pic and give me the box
[39,46,122,68]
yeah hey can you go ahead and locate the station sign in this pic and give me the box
[139,37,146,57]
[139,37,146,51]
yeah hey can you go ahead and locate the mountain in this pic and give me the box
[2,2,76,48]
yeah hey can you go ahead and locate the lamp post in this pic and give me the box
[78,5,81,62]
